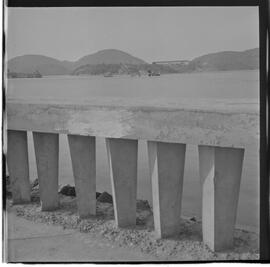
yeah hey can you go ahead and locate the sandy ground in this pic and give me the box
[4,192,259,262]
[6,212,158,262]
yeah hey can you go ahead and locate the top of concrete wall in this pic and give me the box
[7,97,259,149]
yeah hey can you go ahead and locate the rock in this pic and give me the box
[136,217,145,226]
[190,217,197,222]
[97,192,113,204]
[31,178,39,189]
[59,186,101,198]
[136,200,151,211]
[59,185,76,197]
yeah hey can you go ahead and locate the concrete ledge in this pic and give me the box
[6,96,259,253]
[7,97,259,149]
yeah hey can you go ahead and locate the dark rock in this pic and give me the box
[97,191,113,204]
[59,185,76,197]
[31,178,39,189]
[136,200,151,211]
[96,192,101,199]
[136,217,146,226]
[190,216,197,222]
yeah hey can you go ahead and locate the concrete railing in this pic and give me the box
[6,97,259,252]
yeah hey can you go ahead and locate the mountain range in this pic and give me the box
[7,48,259,77]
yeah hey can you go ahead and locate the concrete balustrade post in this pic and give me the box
[68,135,96,218]
[7,130,31,204]
[33,132,59,211]
[198,145,244,251]
[148,141,186,238]
[106,138,138,228]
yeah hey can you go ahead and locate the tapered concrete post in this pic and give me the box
[7,130,31,204]
[68,135,96,218]
[106,138,138,228]
[148,141,186,238]
[33,132,59,211]
[198,145,244,251]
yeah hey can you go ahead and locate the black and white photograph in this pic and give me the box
[3,1,268,262]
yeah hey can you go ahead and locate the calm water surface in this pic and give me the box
[7,70,259,230]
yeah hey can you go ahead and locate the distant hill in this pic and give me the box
[7,49,147,76]
[74,49,147,67]
[8,55,70,76]
[188,48,259,72]
[7,48,259,77]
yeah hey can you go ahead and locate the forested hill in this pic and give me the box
[188,48,259,72]
[8,48,259,77]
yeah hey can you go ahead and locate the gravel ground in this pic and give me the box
[6,192,259,262]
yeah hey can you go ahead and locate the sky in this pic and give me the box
[6,7,259,63]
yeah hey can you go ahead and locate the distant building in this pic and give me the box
[152,60,190,66]
[151,60,191,73]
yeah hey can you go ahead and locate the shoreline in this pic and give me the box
[7,69,259,80]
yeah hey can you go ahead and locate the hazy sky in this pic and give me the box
[7,7,259,62]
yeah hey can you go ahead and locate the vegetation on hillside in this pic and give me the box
[7,48,259,77]
[7,69,42,78]
[71,63,178,76]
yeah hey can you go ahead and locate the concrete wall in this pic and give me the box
[7,97,259,149]
[6,97,259,252]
